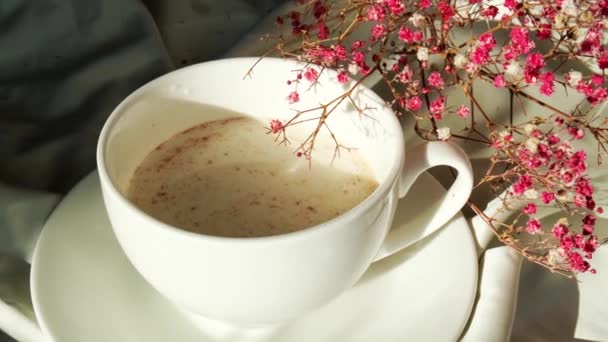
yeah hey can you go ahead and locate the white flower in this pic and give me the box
[525,137,540,154]
[417,47,429,62]
[547,248,566,266]
[409,13,426,27]
[554,13,566,29]
[437,126,451,140]
[528,4,544,16]
[504,62,523,83]
[454,54,468,69]
[525,188,539,199]
[347,63,359,75]
[566,70,583,87]
[561,0,578,16]
[384,54,401,71]
[524,124,537,135]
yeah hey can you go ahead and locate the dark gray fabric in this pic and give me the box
[0,0,173,194]
[0,1,173,340]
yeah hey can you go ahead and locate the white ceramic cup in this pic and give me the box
[96,57,474,326]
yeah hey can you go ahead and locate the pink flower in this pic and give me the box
[582,224,594,235]
[406,96,423,111]
[437,1,455,21]
[304,67,319,82]
[337,71,349,84]
[526,53,545,71]
[587,87,608,104]
[456,104,471,118]
[316,23,330,39]
[419,0,432,8]
[561,235,576,251]
[333,45,347,60]
[366,5,385,21]
[387,0,406,15]
[504,0,518,10]
[513,175,533,195]
[286,91,299,104]
[536,23,552,40]
[470,39,493,65]
[587,198,596,210]
[574,193,587,207]
[352,51,365,64]
[398,27,423,44]
[568,150,587,173]
[479,32,496,48]
[561,171,575,184]
[547,133,560,145]
[582,214,596,226]
[568,252,591,272]
[430,96,446,119]
[552,223,569,239]
[506,28,535,60]
[371,24,387,40]
[523,203,537,215]
[351,40,365,50]
[359,64,371,75]
[397,65,413,82]
[541,191,555,204]
[584,235,599,252]
[567,127,584,140]
[592,74,604,86]
[575,178,593,197]
[526,218,542,234]
[540,72,555,96]
[428,72,444,88]
[494,75,507,87]
[599,52,608,69]
[269,119,284,133]
[483,6,499,18]
[312,1,327,18]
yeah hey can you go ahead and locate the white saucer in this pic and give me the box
[31,171,477,342]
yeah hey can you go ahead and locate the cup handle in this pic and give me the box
[373,141,474,262]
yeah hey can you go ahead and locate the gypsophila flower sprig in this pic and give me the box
[257,0,608,276]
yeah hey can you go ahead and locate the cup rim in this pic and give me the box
[96,57,405,244]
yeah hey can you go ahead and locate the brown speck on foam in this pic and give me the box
[220,117,245,125]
